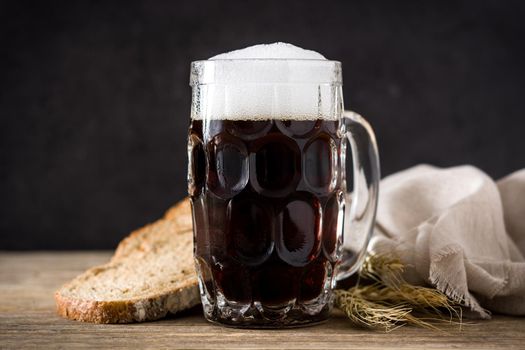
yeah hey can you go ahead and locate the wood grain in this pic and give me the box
[1,252,524,349]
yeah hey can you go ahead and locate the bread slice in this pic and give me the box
[55,198,201,323]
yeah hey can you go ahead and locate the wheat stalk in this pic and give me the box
[335,254,463,331]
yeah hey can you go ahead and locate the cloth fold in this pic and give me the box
[370,165,525,318]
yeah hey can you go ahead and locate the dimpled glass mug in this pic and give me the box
[187,46,379,328]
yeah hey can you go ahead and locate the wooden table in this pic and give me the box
[1,252,524,349]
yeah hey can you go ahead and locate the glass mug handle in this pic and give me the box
[336,110,381,282]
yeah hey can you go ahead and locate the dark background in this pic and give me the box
[1,0,524,250]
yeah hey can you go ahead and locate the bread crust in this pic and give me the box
[55,197,200,323]
[114,198,192,260]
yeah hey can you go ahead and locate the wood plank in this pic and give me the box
[1,252,524,349]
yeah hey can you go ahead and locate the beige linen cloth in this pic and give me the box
[370,165,525,318]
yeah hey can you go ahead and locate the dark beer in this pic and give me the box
[188,118,344,325]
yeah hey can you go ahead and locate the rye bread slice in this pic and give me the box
[55,198,201,323]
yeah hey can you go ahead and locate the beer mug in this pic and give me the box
[187,57,379,328]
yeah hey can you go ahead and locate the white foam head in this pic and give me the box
[190,43,342,120]
[209,42,326,60]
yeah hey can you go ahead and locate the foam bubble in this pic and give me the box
[191,43,342,120]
